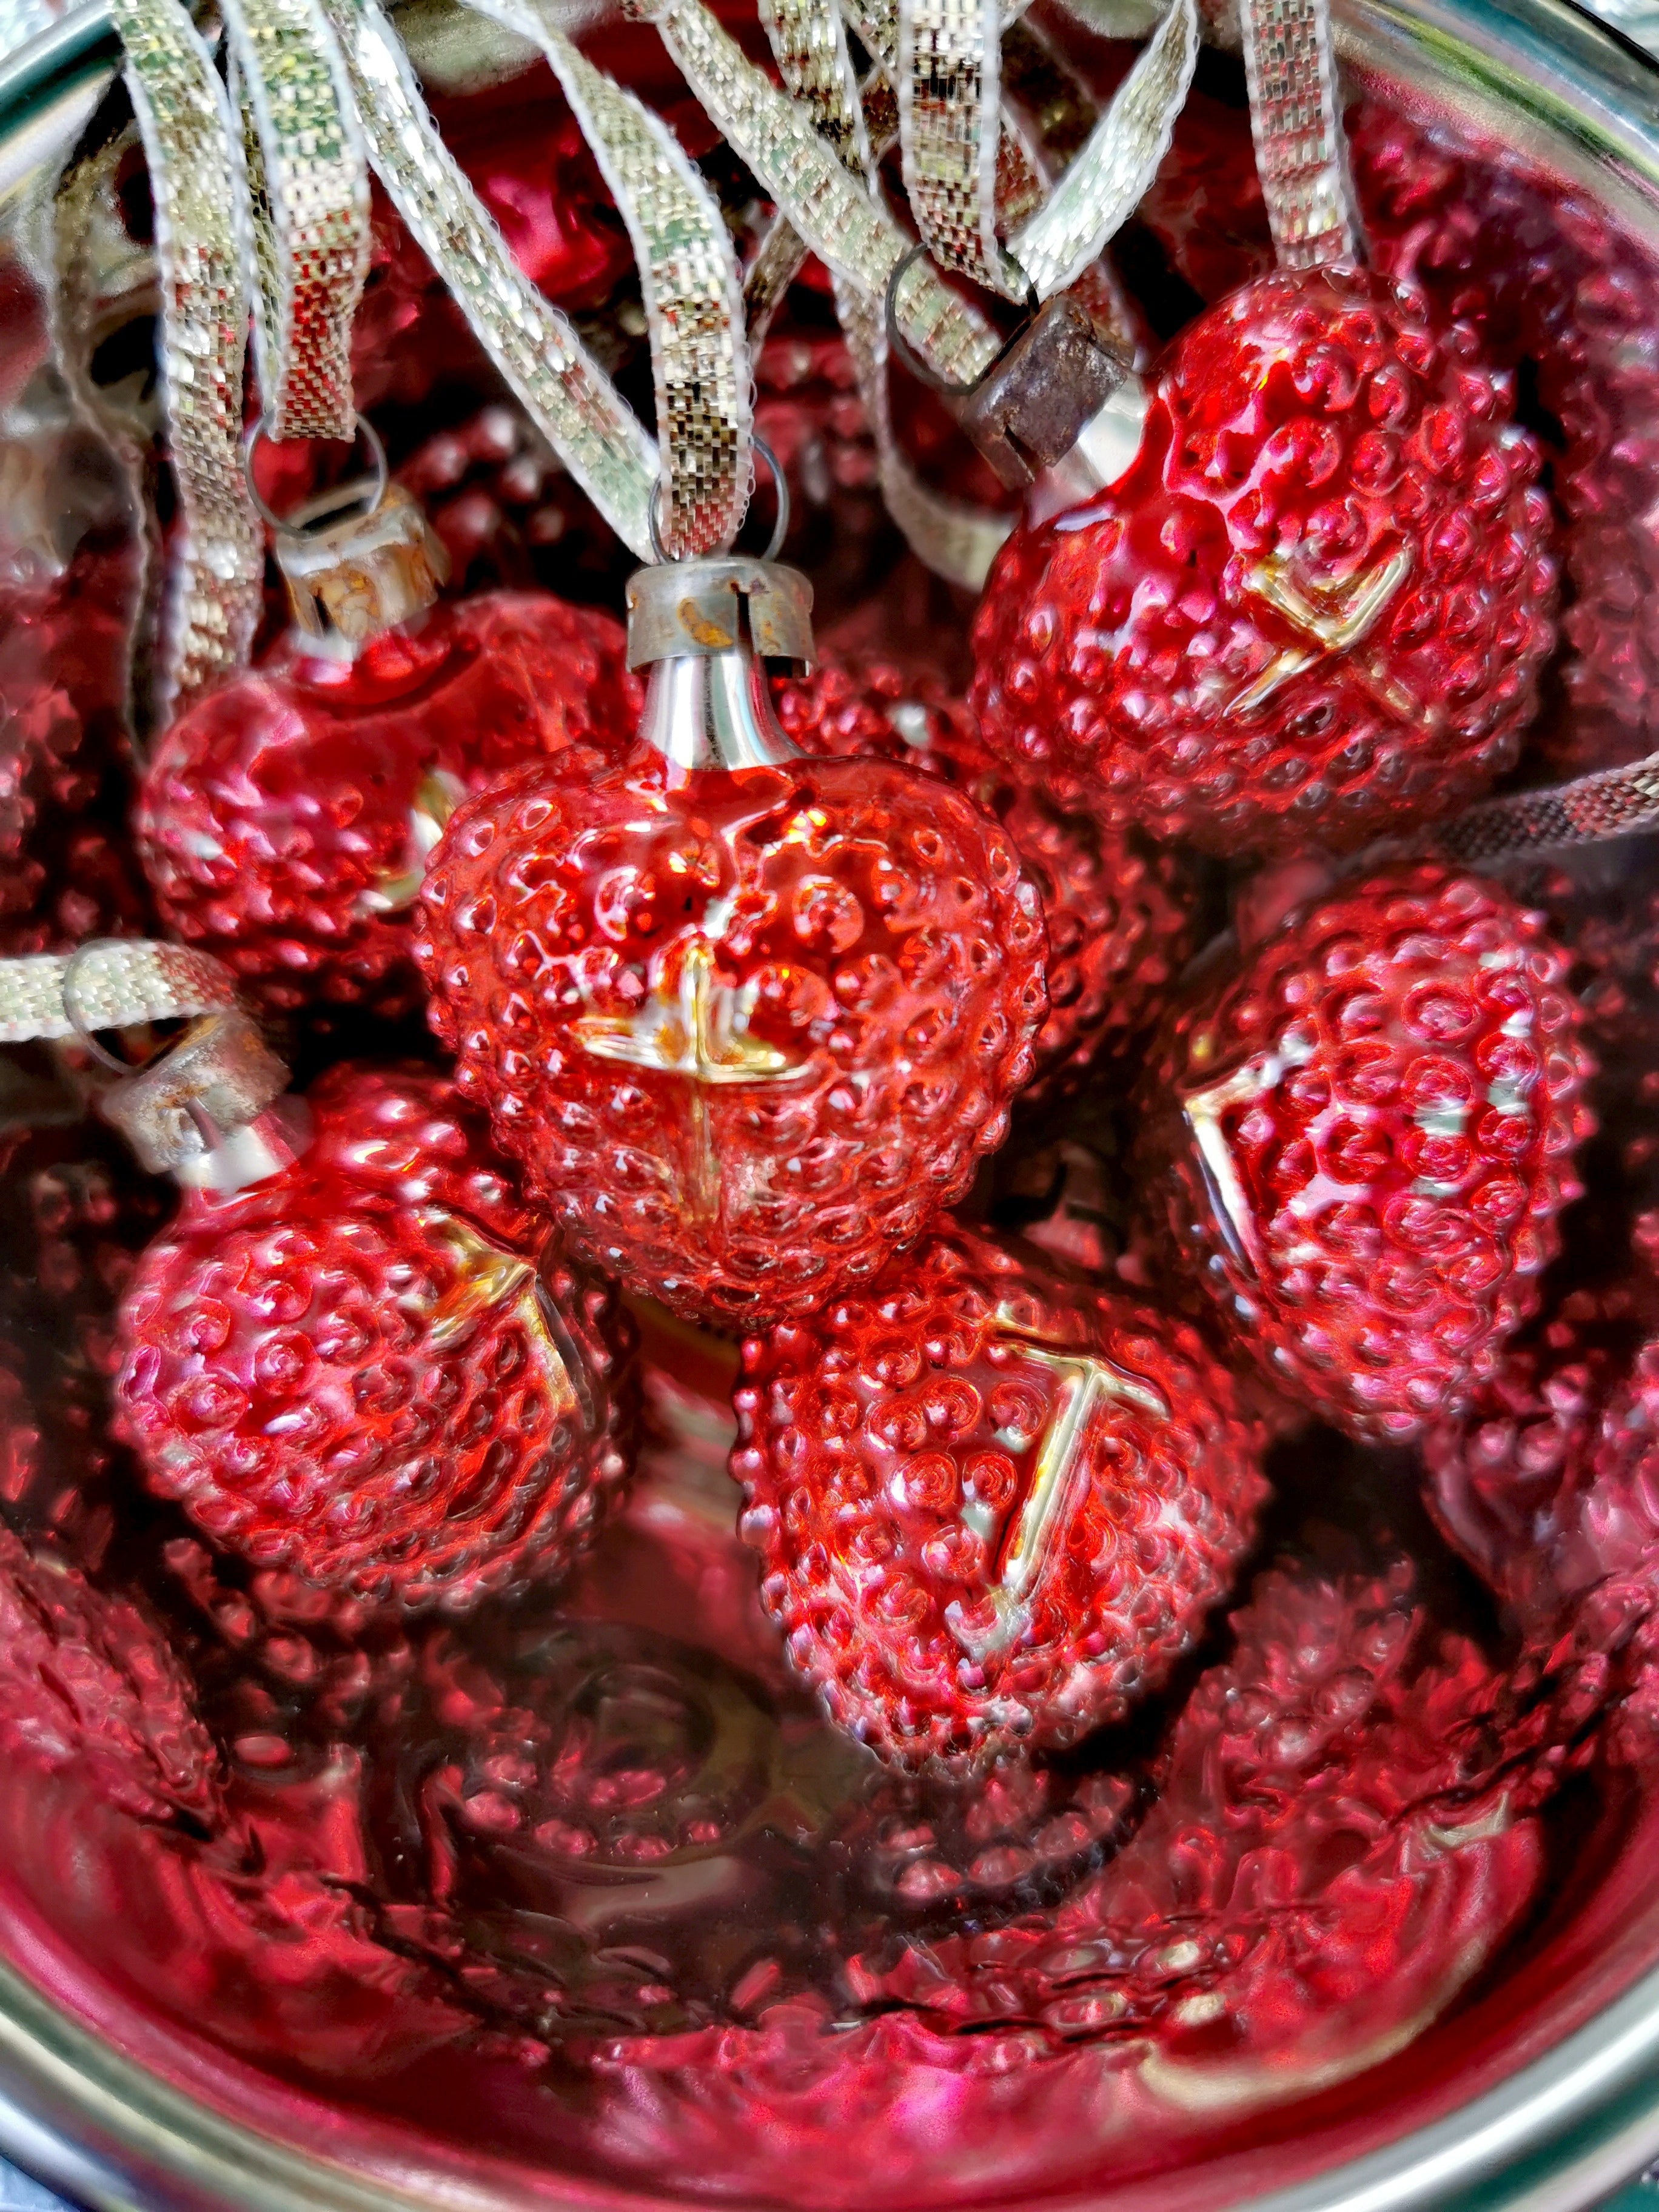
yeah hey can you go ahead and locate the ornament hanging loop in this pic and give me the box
[648,435,791,568]
[241,412,390,538]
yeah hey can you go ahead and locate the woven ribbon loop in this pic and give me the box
[1238,0,1359,269]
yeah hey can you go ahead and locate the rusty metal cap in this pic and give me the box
[625,556,816,672]
[953,297,1136,492]
[98,1010,310,1192]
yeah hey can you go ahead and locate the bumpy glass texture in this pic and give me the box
[136,594,640,1013]
[415,743,1048,1325]
[0,1521,220,1825]
[115,1064,638,1613]
[969,265,1558,854]
[731,1221,1268,1772]
[1139,87,1659,780]
[1134,862,1592,1439]
[3,24,1659,2212]
[774,654,1204,1102]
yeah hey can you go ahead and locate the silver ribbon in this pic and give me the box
[471,0,750,557]
[1432,752,1659,865]
[221,0,370,441]
[640,0,1006,390]
[757,0,1009,586]
[834,277,1010,585]
[763,0,873,178]
[895,0,1197,301]
[0,943,236,1044]
[1238,0,1358,269]
[1008,0,1196,296]
[318,0,659,558]
[107,0,265,719]
[899,0,1025,297]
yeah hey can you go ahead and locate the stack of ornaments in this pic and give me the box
[2,0,1659,2182]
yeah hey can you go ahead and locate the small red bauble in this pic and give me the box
[115,1062,637,1614]
[0,1524,220,1827]
[969,265,1558,854]
[774,654,1201,1101]
[1421,1270,1659,1629]
[136,592,640,1013]
[1135,862,1591,1440]
[414,743,1047,1327]
[730,1221,1268,1774]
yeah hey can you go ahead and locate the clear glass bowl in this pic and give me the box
[2,2,1659,2205]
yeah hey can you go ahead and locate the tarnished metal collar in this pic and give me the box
[276,482,451,649]
[953,295,1139,492]
[98,1010,309,1193]
[625,555,816,672]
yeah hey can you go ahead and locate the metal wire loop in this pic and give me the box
[647,434,791,565]
[61,940,168,1073]
[241,411,389,539]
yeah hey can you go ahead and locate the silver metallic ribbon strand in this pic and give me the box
[318,0,658,558]
[762,0,873,178]
[895,0,1196,301]
[647,0,1004,389]
[899,0,1025,297]
[757,0,1008,585]
[472,0,750,558]
[1007,0,1196,295]
[107,0,265,719]
[834,275,1009,585]
[1238,0,1358,269]
[221,0,370,441]
[0,943,237,1044]
[1432,752,1659,864]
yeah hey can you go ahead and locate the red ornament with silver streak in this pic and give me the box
[1134,862,1592,1440]
[732,1221,1267,1772]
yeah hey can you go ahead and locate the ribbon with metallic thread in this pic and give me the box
[763,0,873,178]
[468,0,750,557]
[317,0,659,558]
[1238,0,1358,268]
[105,0,266,720]
[757,0,1010,587]
[635,0,1007,392]
[1431,752,1659,864]
[221,0,370,441]
[896,0,1199,300]
[0,943,237,1045]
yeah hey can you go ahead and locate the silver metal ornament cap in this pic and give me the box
[624,557,816,777]
[98,1010,310,1193]
[275,482,452,649]
[625,555,816,673]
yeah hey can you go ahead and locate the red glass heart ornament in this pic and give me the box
[114,1063,638,1614]
[415,734,1048,1328]
[969,265,1558,854]
[730,1219,1269,1773]
[1134,861,1592,1439]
